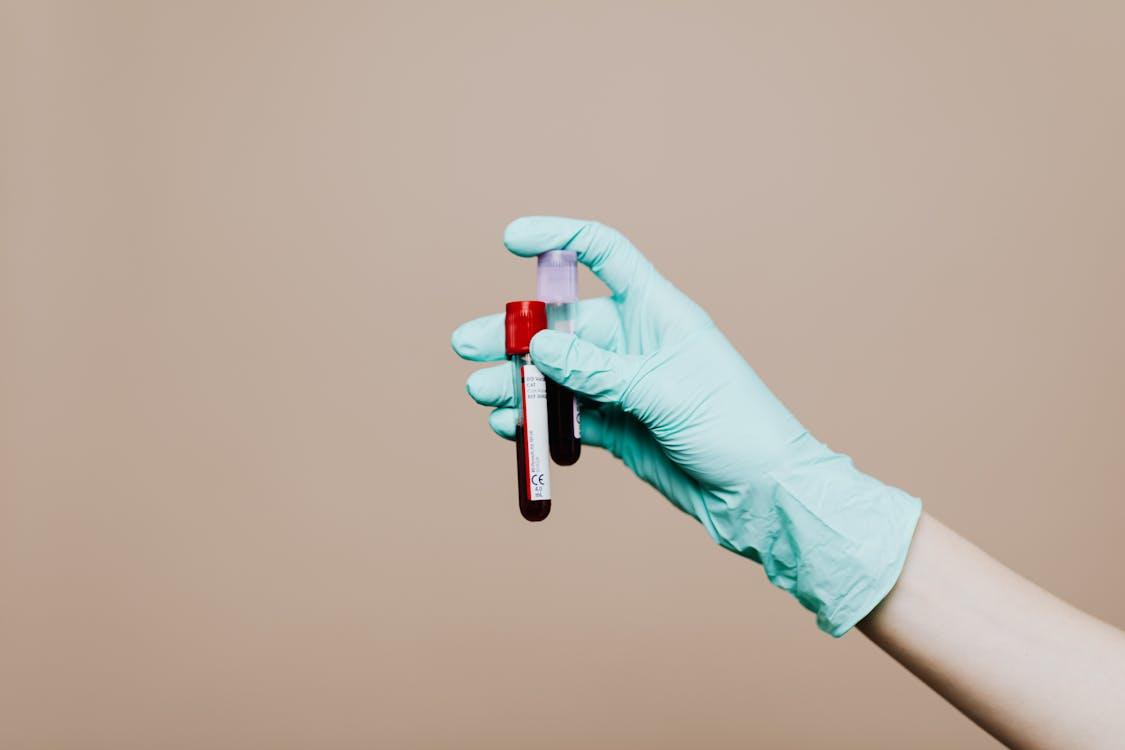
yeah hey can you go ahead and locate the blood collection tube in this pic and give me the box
[505,300,552,522]
[536,251,581,466]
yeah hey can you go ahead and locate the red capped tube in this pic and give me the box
[505,301,552,522]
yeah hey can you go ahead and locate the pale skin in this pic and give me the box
[858,513,1125,749]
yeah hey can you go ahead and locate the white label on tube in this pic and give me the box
[573,398,581,438]
[521,364,552,501]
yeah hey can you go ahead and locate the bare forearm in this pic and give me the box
[858,513,1125,749]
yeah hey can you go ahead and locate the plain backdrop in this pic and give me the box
[2,2,1123,748]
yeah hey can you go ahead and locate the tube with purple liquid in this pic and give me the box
[537,251,581,466]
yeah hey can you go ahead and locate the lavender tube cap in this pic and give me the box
[536,250,578,303]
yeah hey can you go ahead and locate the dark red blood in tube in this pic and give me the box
[515,424,551,522]
[546,380,580,466]
[506,301,552,522]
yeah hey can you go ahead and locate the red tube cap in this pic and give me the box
[505,300,547,355]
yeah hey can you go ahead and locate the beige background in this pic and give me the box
[2,2,1123,748]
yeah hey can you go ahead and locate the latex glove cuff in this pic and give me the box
[704,434,923,637]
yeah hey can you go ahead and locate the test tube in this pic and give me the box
[505,300,552,522]
[536,251,581,466]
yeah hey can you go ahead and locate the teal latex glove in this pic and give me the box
[452,216,921,636]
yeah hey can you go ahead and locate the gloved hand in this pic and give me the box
[452,216,921,636]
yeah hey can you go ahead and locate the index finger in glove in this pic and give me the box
[503,216,656,298]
